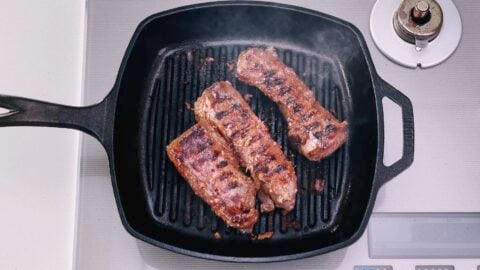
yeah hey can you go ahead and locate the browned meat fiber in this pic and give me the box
[236,47,348,161]
[166,122,258,232]
[257,189,275,213]
[195,81,297,212]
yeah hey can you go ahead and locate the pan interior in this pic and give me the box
[112,3,378,260]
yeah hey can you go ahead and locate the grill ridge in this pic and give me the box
[156,58,173,216]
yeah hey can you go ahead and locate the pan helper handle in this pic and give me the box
[375,78,415,186]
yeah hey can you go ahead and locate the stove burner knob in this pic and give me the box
[412,1,431,24]
[393,0,443,50]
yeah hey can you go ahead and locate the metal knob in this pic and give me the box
[393,0,443,49]
[412,1,431,24]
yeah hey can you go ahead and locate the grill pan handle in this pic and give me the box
[375,78,415,186]
[0,92,114,146]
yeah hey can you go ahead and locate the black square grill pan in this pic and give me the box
[0,1,414,262]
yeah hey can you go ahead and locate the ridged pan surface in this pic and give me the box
[144,43,350,251]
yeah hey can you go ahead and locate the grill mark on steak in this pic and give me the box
[246,134,262,146]
[325,124,336,134]
[267,165,287,176]
[293,104,303,113]
[279,86,291,96]
[306,122,321,131]
[228,181,239,189]
[264,69,276,78]
[215,111,229,120]
[253,163,269,174]
[218,171,234,181]
[286,96,296,106]
[313,131,324,139]
[216,160,228,168]
[266,77,284,88]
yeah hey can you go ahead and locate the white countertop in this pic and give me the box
[0,1,85,269]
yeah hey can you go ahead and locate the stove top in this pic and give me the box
[75,1,480,269]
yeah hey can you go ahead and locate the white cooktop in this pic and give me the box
[75,0,480,269]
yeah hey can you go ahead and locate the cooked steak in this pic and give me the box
[167,122,258,232]
[236,47,348,161]
[195,81,297,212]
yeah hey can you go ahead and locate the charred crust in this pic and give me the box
[254,163,269,174]
[246,134,262,146]
[267,165,287,175]
[293,104,303,113]
[216,160,228,168]
[306,122,321,131]
[240,109,249,119]
[228,181,239,189]
[215,111,229,120]
[325,124,336,134]
[313,131,324,139]
[264,70,285,88]
[264,70,276,78]
[179,126,205,146]
[264,155,276,164]
[286,96,296,106]
[300,113,312,121]
[279,86,291,96]
[219,171,233,181]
